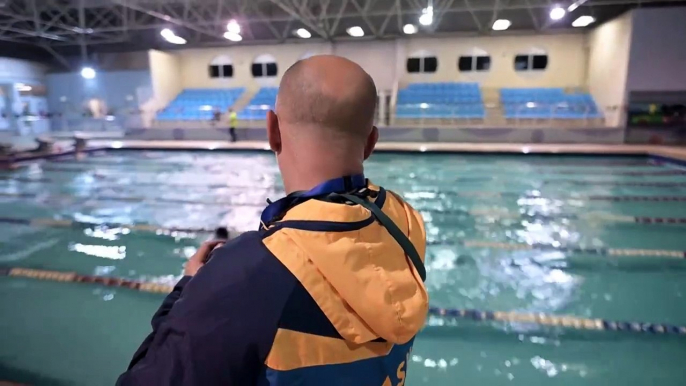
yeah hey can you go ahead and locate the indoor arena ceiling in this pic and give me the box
[1,0,685,65]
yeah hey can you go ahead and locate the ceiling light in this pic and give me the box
[403,24,418,34]
[223,32,243,42]
[419,6,433,26]
[160,28,186,44]
[492,19,511,31]
[572,15,595,27]
[347,26,364,37]
[80,67,96,79]
[295,28,311,38]
[227,19,241,34]
[549,6,566,20]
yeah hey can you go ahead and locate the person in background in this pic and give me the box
[211,108,221,126]
[117,55,428,386]
[228,108,238,142]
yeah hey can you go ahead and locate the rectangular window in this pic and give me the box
[458,56,472,72]
[251,63,263,77]
[406,58,421,73]
[514,55,529,71]
[475,56,491,71]
[266,63,278,76]
[532,55,548,70]
[423,57,438,73]
[221,64,233,78]
[209,65,220,78]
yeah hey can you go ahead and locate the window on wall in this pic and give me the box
[458,55,491,72]
[406,54,438,74]
[209,55,233,78]
[514,54,548,71]
[252,54,278,78]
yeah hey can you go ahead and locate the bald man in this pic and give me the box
[118,56,428,386]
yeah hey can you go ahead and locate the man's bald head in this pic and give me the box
[275,55,377,139]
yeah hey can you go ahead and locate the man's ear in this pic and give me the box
[266,110,282,154]
[363,126,379,160]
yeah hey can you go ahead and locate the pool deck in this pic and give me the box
[3,140,686,165]
[85,140,686,162]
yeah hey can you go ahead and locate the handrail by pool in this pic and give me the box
[2,267,684,336]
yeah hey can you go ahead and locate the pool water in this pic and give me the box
[1,151,686,385]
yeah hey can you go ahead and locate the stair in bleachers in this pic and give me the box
[500,88,601,120]
[238,87,278,120]
[156,88,245,121]
[395,82,486,121]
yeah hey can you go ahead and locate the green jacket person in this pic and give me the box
[118,55,429,386]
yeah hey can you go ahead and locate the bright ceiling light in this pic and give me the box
[227,19,241,34]
[419,6,434,26]
[160,28,186,44]
[492,19,511,31]
[346,26,364,37]
[572,15,595,27]
[223,31,243,41]
[403,24,418,34]
[295,28,311,38]
[549,6,566,20]
[80,67,96,79]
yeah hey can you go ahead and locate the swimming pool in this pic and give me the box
[1,150,686,385]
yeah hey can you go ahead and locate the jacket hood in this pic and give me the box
[262,185,429,344]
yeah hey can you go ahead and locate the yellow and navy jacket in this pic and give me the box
[118,175,429,386]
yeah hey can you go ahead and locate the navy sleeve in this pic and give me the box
[126,275,192,369]
[117,231,297,386]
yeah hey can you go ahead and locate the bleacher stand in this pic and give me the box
[500,88,601,120]
[156,88,244,121]
[395,82,485,122]
[238,87,278,120]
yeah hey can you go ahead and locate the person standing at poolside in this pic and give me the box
[228,108,238,142]
[117,55,428,386]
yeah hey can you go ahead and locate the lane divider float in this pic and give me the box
[1,267,684,336]
[430,240,686,259]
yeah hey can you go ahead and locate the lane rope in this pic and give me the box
[433,240,686,259]
[1,216,684,258]
[2,267,684,336]
[4,191,686,212]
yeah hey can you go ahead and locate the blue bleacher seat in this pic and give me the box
[499,88,601,120]
[156,88,245,121]
[238,87,278,120]
[395,82,485,120]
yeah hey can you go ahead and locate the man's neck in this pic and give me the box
[283,165,364,194]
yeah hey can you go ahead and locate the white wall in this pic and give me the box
[177,43,331,92]
[155,33,589,98]
[402,34,588,89]
[626,7,686,92]
[332,41,398,91]
[148,50,183,109]
[587,12,633,127]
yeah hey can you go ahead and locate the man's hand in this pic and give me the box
[184,240,225,276]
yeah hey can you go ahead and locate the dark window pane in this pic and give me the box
[532,55,548,70]
[458,56,472,72]
[251,63,263,77]
[514,55,529,71]
[423,57,438,73]
[209,65,220,78]
[266,62,278,76]
[476,56,491,71]
[406,58,420,73]
[221,64,233,78]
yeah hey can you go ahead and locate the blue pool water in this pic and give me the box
[1,150,686,385]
